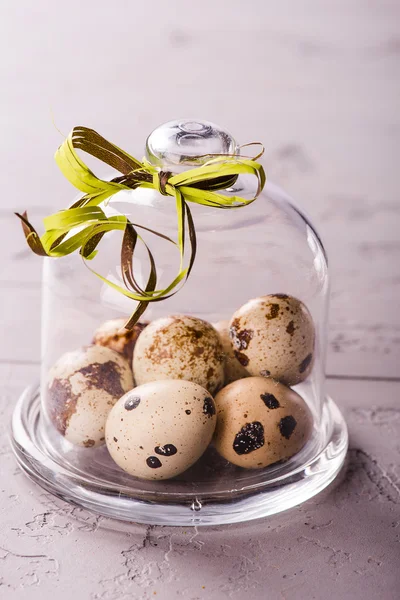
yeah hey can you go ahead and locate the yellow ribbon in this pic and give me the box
[16,126,266,328]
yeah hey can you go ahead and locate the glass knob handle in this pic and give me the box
[145,119,237,173]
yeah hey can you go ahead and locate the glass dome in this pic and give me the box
[11,119,348,526]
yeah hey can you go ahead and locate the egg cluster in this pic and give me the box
[46,294,315,480]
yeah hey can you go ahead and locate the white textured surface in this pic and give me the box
[0,1,399,598]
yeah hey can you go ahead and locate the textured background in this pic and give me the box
[0,1,399,598]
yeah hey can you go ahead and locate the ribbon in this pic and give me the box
[16,126,266,328]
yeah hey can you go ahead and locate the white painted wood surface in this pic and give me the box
[0,1,399,598]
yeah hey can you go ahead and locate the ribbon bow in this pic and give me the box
[16,126,266,328]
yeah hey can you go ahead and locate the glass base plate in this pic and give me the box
[11,385,348,526]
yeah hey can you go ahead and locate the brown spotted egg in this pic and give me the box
[93,318,147,363]
[133,315,224,394]
[47,345,134,448]
[105,380,217,480]
[213,320,249,384]
[229,294,315,385]
[213,377,313,469]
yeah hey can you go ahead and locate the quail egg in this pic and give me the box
[105,380,217,480]
[133,315,224,394]
[229,294,315,385]
[47,345,134,447]
[213,376,313,469]
[93,318,147,362]
[213,320,249,384]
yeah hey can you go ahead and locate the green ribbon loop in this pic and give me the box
[16,126,266,328]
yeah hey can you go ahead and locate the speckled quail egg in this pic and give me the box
[213,377,313,469]
[213,320,249,384]
[92,318,147,363]
[47,345,134,448]
[229,294,315,385]
[133,315,224,394]
[105,380,217,480]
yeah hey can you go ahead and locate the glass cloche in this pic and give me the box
[11,119,348,526]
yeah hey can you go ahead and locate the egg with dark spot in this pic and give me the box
[46,346,134,448]
[229,295,315,385]
[213,377,313,468]
[133,315,224,394]
[105,380,217,480]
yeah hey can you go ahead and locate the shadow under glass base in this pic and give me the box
[10,385,348,527]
